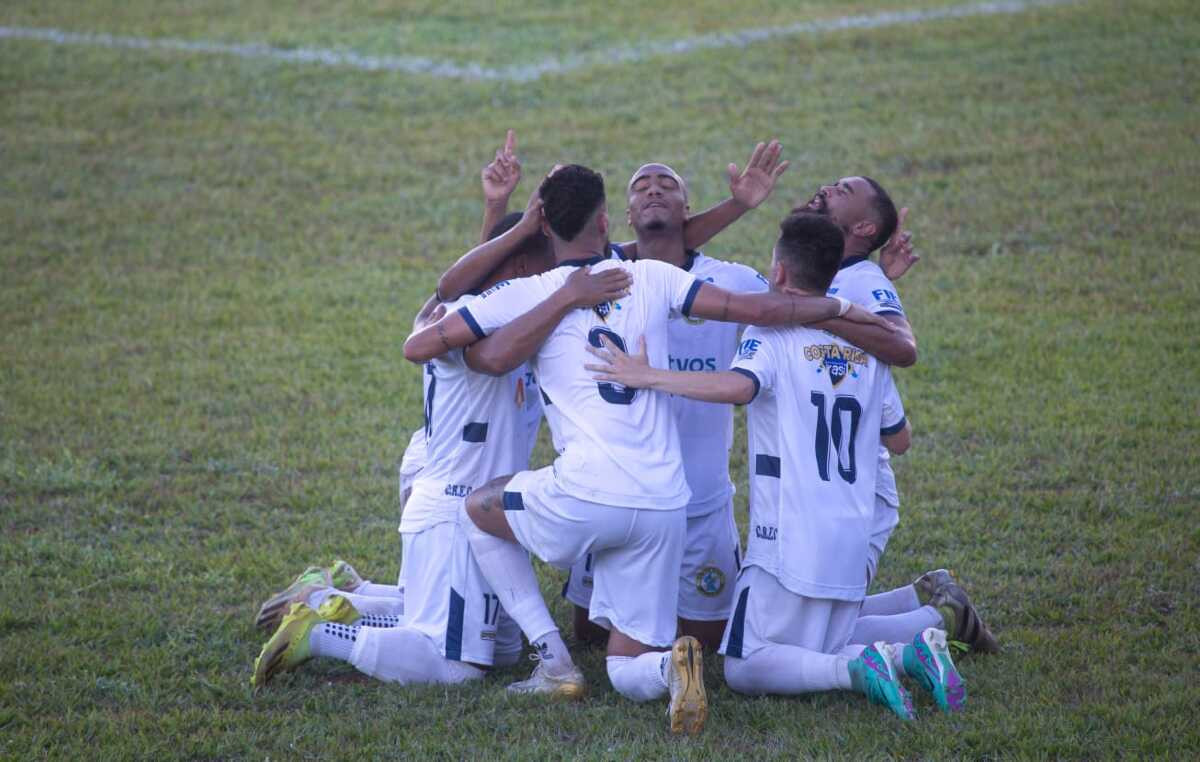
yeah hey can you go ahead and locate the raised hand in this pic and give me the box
[879,207,919,281]
[727,139,791,210]
[481,129,522,204]
[562,266,633,308]
[584,335,653,388]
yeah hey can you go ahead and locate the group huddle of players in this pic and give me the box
[248,131,999,735]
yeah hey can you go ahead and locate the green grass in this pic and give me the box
[3,0,1200,757]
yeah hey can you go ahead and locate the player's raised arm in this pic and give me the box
[436,192,543,302]
[465,266,632,375]
[585,336,757,405]
[479,129,521,245]
[682,139,791,251]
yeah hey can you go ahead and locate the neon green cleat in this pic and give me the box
[903,627,967,713]
[316,594,361,625]
[849,642,915,721]
[251,602,321,689]
[328,559,363,592]
[255,566,330,633]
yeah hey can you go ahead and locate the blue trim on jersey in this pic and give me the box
[725,586,750,659]
[446,588,465,661]
[502,491,525,511]
[609,243,629,260]
[730,367,761,402]
[681,249,699,272]
[559,255,606,267]
[462,422,489,442]
[755,454,781,478]
[458,306,486,340]
[839,254,870,270]
[880,416,907,436]
[875,309,904,317]
[560,568,572,600]
[681,279,703,317]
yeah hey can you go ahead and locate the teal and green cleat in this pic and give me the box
[251,602,321,689]
[328,559,363,592]
[903,627,966,713]
[849,642,915,721]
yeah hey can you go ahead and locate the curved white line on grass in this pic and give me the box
[0,0,1075,82]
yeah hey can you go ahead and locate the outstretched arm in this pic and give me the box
[465,267,633,375]
[815,313,917,367]
[686,282,894,331]
[584,336,756,404]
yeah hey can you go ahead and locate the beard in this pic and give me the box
[804,191,829,215]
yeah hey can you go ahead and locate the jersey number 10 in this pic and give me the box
[810,392,861,483]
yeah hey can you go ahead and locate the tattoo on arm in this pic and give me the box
[437,323,452,352]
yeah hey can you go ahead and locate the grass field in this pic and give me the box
[2,0,1199,757]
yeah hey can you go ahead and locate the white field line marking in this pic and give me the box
[1,0,1074,82]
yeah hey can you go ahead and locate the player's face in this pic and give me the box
[626,163,688,233]
[795,176,872,229]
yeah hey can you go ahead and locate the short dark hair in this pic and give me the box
[775,212,846,293]
[862,176,898,253]
[539,165,606,242]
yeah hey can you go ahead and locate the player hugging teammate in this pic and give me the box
[249,131,998,734]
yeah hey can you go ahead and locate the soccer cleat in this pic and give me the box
[506,652,587,700]
[903,627,967,713]
[316,594,361,625]
[848,642,916,721]
[328,559,363,592]
[667,636,707,736]
[912,568,955,604]
[928,582,1000,654]
[255,566,332,632]
[251,602,320,688]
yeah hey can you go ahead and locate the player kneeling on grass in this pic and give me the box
[586,212,966,719]
[250,213,630,690]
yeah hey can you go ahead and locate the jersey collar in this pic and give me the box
[839,254,870,270]
[558,255,606,268]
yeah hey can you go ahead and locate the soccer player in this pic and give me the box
[585,211,966,719]
[800,177,998,653]
[251,205,630,689]
[403,165,891,733]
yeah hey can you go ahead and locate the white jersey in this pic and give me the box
[402,294,536,533]
[732,324,906,600]
[663,251,768,516]
[829,256,906,509]
[461,255,703,510]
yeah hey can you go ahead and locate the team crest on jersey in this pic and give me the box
[695,566,726,597]
[805,343,868,387]
[593,300,621,321]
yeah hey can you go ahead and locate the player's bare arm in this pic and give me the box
[437,192,543,302]
[412,293,443,331]
[479,129,521,245]
[882,420,912,455]
[465,266,633,375]
[816,312,917,367]
[619,139,789,258]
[585,335,756,405]
[687,281,894,330]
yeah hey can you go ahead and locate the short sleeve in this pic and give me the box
[830,266,906,317]
[457,276,553,339]
[878,367,907,434]
[729,326,777,402]
[737,265,770,295]
[641,259,702,318]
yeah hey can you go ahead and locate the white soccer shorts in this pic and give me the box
[563,500,741,623]
[867,495,901,586]
[400,520,522,667]
[719,565,862,659]
[503,466,685,648]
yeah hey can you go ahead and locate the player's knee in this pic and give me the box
[723,654,760,696]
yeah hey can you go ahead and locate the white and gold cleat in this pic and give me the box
[506,654,587,701]
[667,636,707,735]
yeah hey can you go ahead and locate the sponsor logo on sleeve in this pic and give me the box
[754,525,778,541]
[480,279,511,298]
[737,338,762,360]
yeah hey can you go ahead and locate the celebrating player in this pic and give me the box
[585,211,966,719]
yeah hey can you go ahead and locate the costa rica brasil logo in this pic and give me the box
[805,343,867,387]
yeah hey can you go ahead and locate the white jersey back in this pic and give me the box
[829,257,906,509]
[462,256,702,510]
[664,252,768,515]
[403,295,536,532]
[732,324,906,600]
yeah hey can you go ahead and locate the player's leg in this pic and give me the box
[463,470,585,697]
[255,559,376,632]
[563,554,609,647]
[677,504,740,651]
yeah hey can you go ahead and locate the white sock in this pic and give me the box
[349,625,484,685]
[306,587,406,618]
[308,622,359,662]
[724,643,857,695]
[860,584,921,616]
[352,582,404,598]
[461,508,569,666]
[850,605,941,646]
[357,613,404,628]
[606,652,670,702]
